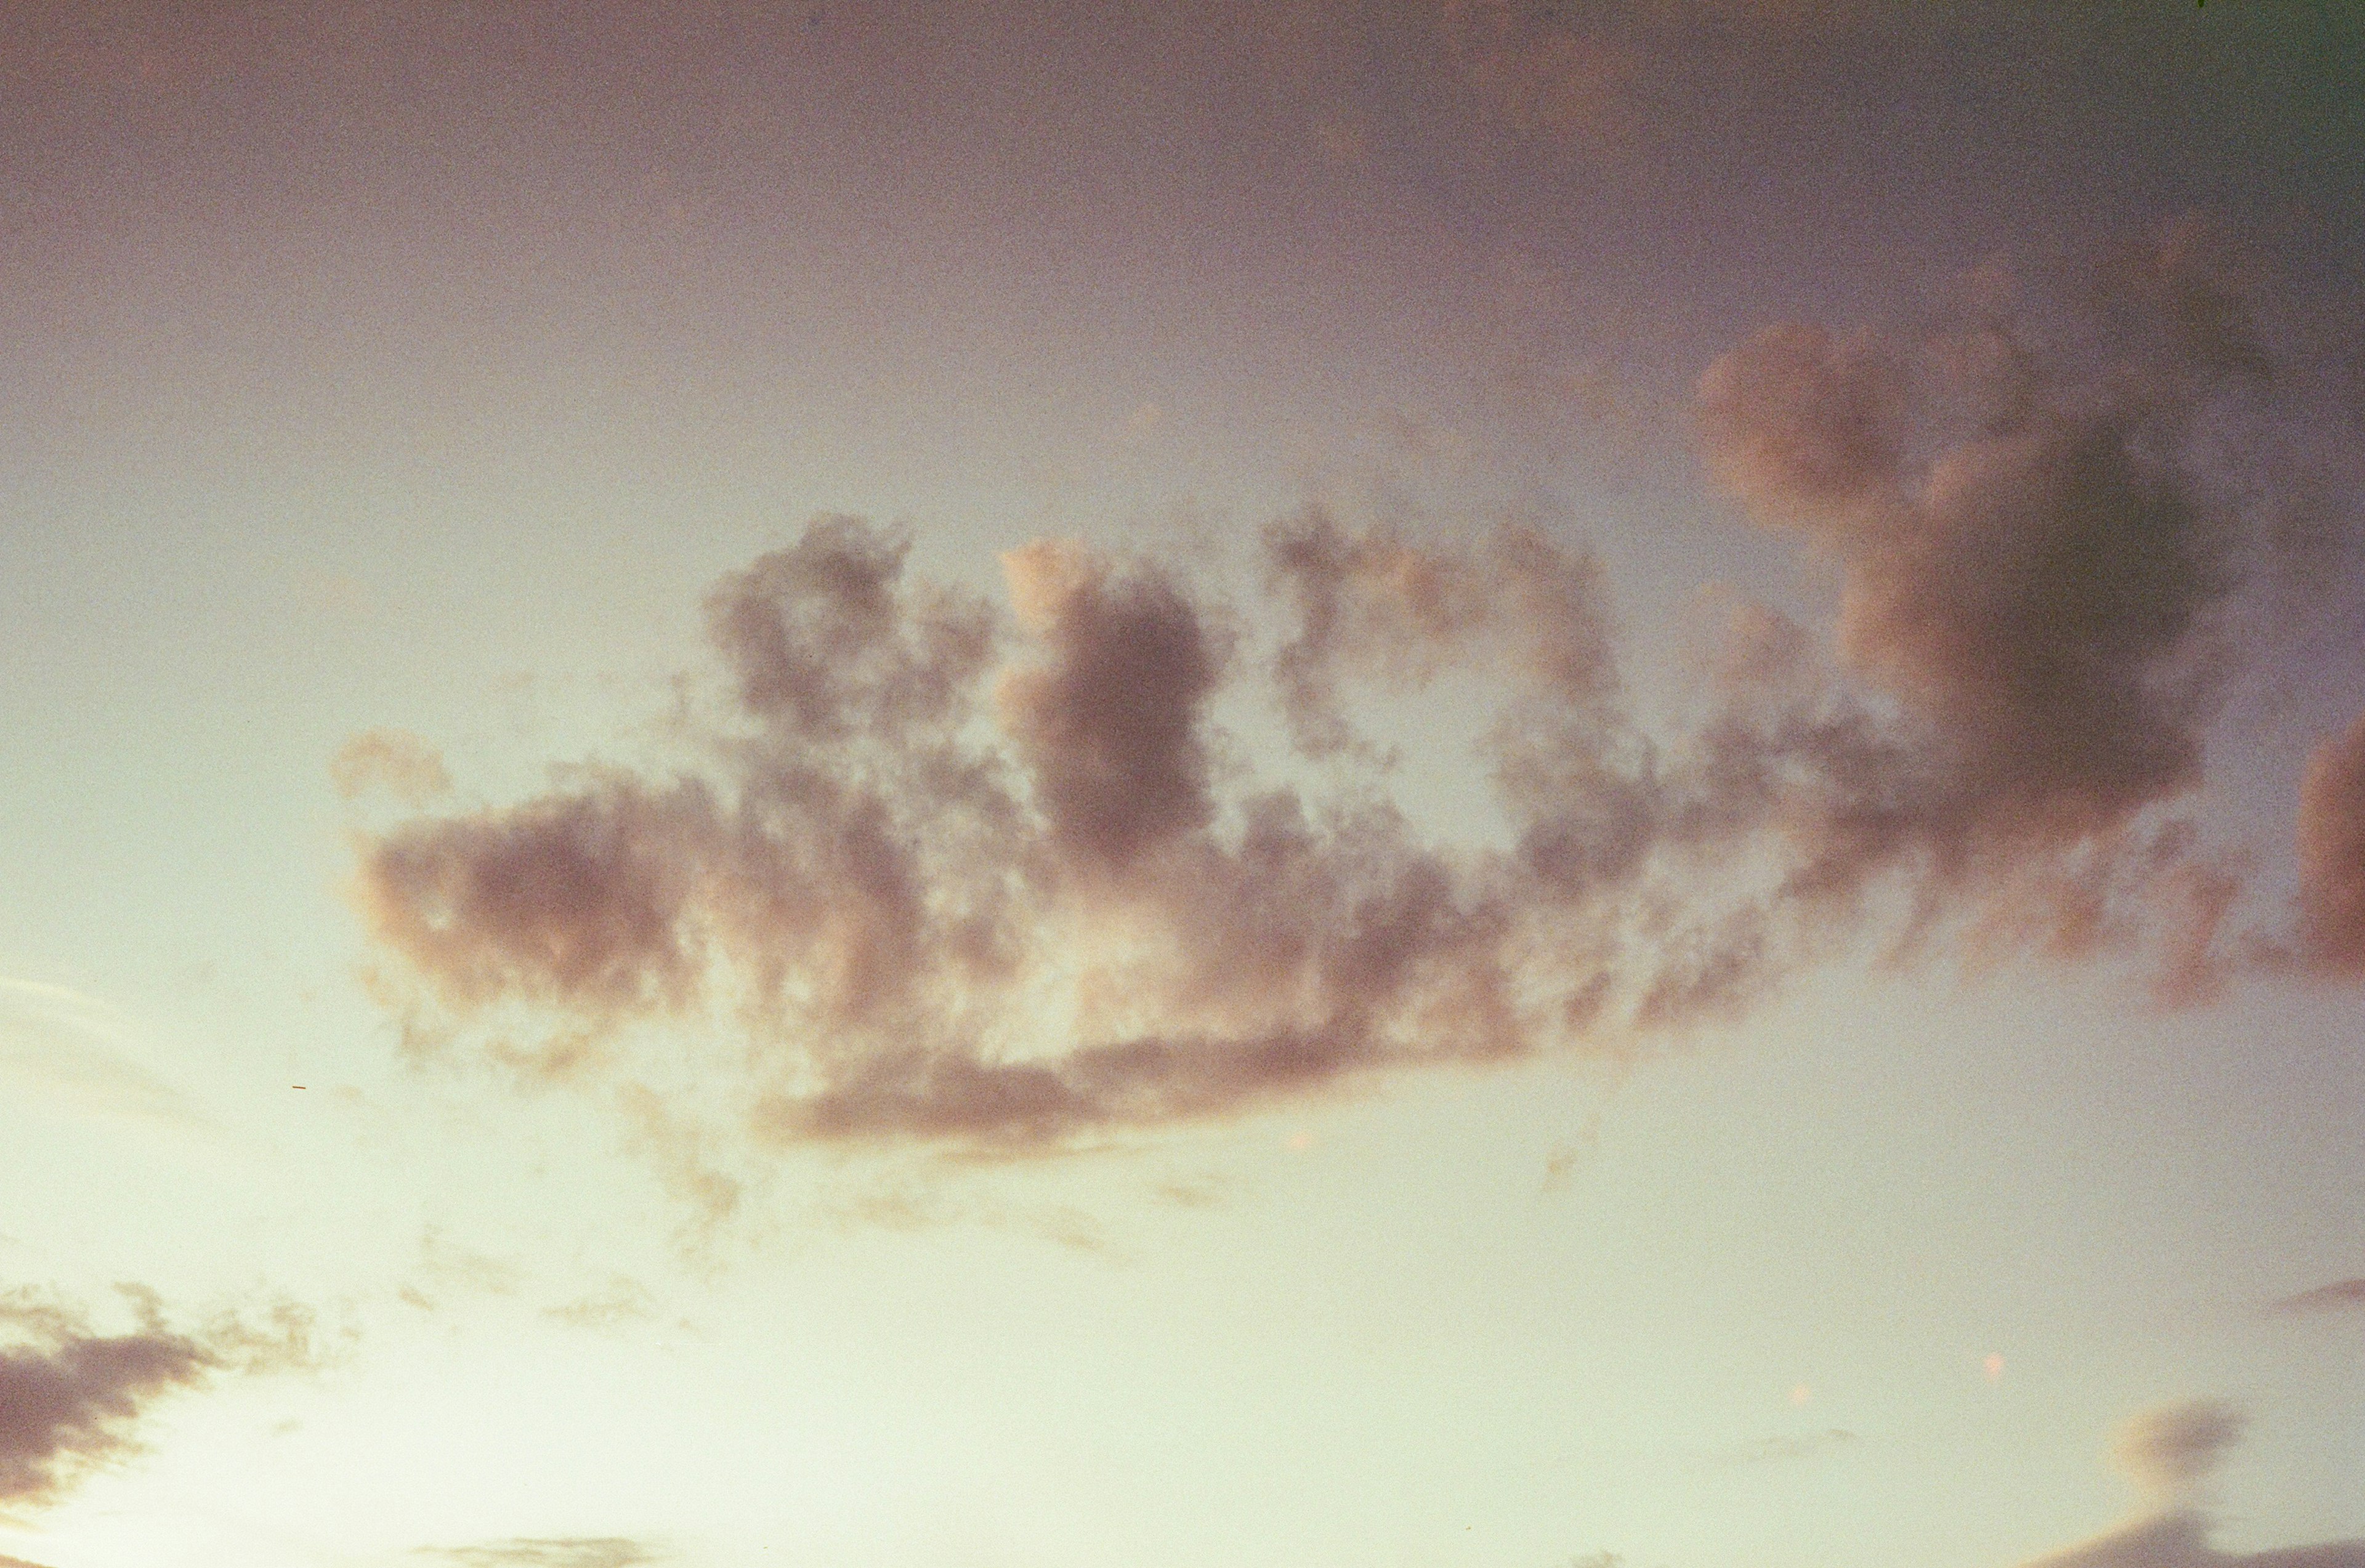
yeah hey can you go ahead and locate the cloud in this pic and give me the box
[1263,508,1619,759]
[1701,1427,1860,1466]
[357,516,1551,1153]
[350,230,2356,1167]
[357,775,720,1021]
[542,1278,657,1333]
[1437,1,1648,145]
[996,540,1226,869]
[0,1287,320,1514]
[1681,227,2329,1000]
[331,729,453,806]
[2011,1402,2363,1568]
[1696,321,2228,863]
[414,1540,663,1568]
[2023,1511,2365,1568]
[2112,1400,2246,1502]
[2266,1277,2365,1317]
[0,979,208,1133]
[2296,711,2365,977]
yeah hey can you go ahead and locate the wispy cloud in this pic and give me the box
[541,1279,657,1333]
[331,729,453,807]
[0,979,208,1134]
[1700,1427,1860,1466]
[2265,1278,2365,1317]
[414,1539,664,1568]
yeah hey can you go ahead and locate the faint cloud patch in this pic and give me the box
[0,978,209,1134]
[2266,1277,2365,1317]
[2112,1400,2245,1505]
[1699,1427,1860,1466]
[1540,1111,1603,1194]
[543,1278,658,1333]
[331,730,453,807]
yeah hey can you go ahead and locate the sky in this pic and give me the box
[4,2,2365,1566]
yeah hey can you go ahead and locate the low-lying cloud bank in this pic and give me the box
[0,1287,320,1514]
[352,228,2363,1158]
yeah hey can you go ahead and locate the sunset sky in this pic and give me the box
[5,4,2365,1566]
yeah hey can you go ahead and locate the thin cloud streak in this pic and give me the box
[414,1540,664,1568]
[1699,1427,1860,1466]
[2266,1278,2365,1317]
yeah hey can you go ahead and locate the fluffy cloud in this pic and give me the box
[1695,310,2234,886]
[350,232,2353,1163]
[0,1289,318,1513]
[1682,227,2323,1001]
[355,517,1574,1150]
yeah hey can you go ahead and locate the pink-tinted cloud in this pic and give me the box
[415,1541,661,1568]
[349,231,2358,1163]
[357,777,719,1020]
[997,540,1225,870]
[0,1288,318,1513]
[1680,227,2314,996]
[2296,711,2365,978]
[1264,508,1619,758]
[355,519,1559,1151]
